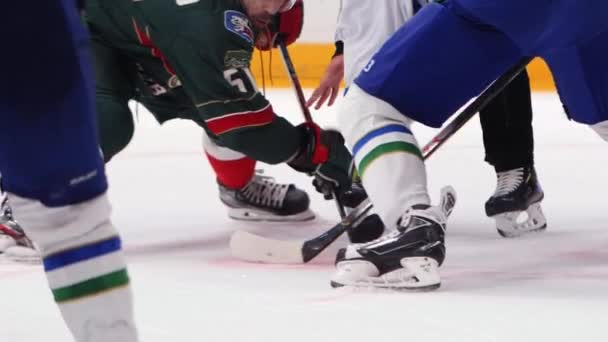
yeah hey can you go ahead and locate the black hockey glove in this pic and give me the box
[288,123,353,199]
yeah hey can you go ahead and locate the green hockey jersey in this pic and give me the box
[86,0,303,163]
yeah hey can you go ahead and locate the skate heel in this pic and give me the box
[394,256,441,290]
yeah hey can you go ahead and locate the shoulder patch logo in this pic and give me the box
[224,10,254,44]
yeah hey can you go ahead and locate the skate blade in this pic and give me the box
[330,257,441,291]
[493,203,547,238]
[330,280,441,292]
[228,208,315,222]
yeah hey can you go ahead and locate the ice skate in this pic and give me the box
[331,186,456,290]
[219,172,315,221]
[0,194,40,263]
[485,166,546,238]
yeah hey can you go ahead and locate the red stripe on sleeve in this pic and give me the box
[206,104,275,135]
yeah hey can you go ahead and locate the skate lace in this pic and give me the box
[494,168,524,197]
[241,174,289,208]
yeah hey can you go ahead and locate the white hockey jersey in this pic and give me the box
[335,0,429,86]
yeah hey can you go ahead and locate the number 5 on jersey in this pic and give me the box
[224,68,258,94]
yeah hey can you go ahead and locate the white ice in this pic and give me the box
[2,90,608,342]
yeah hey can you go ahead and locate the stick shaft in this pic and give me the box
[421,57,533,158]
[278,39,347,218]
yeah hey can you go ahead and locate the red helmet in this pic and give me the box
[255,0,304,50]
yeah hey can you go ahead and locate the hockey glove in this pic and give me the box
[288,123,353,199]
[255,0,304,51]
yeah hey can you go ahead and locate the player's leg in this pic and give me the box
[332,1,522,289]
[0,8,132,264]
[88,1,316,222]
[479,69,546,237]
[133,88,317,222]
[202,130,315,221]
[2,17,140,262]
[89,29,138,163]
[0,1,138,340]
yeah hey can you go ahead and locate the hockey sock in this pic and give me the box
[338,84,430,227]
[205,154,256,190]
[202,131,256,189]
[9,193,138,342]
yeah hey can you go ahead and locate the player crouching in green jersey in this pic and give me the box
[86,0,384,240]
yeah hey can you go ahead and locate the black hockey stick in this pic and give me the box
[230,52,532,264]
[421,57,534,158]
[277,39,347,218]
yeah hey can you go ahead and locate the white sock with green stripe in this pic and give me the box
[9,193,138,342]
[338,84,431,227]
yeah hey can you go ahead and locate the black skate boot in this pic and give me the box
[219,172,315,221]
[331,187,456,290]
[485,166,546,238]
[0,193,39,263]
[339,182,384,243]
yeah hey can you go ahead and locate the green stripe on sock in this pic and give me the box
[358,141,422,176]
[52,269,129,303]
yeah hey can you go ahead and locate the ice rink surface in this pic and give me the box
[2,90,608,341]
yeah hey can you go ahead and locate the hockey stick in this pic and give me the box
[421,57,533,158]
[230,198,373,263]
[230,53,532,264]
[277,39,347,218]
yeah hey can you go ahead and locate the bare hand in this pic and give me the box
[306,55,344,110]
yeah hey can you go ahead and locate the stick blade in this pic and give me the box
[229,230,305,264]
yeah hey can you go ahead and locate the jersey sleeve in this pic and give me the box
[166,9,303,164]
[334,0,345,42]
[339,0,415,86]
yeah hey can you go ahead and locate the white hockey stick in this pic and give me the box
[230,199,372,264]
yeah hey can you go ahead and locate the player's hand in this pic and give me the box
[288,122,352,197]
[306,55,344,110]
